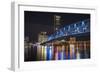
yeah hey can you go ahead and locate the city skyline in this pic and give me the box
[24,11,90,43]
[24,11,90,61]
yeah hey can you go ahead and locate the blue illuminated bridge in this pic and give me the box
[41,19,90,45]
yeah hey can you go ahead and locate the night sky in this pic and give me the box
[24,11,90,43]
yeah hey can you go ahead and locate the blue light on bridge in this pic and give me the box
[47,19,90,41]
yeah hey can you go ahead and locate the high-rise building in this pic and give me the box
[38,32,48,43]
[54,15,61,31]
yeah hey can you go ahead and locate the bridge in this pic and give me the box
[41,19,90,45]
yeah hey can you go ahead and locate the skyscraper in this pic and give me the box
[54,15,61,31]
[38,32,48,43]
